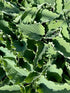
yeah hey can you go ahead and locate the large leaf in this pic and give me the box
[2,59,29,84]
[17,23,45,40]
[37,75,70,93]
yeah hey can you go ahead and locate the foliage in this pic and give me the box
[0,0,70,93]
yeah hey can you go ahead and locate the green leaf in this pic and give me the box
[29,0,55,5]
[27,39,36,52]
[3,1,19,16]
[22,85,32,93]
[56,0,63,13]
[40,9,59,22]
[43,0,55,5]
[46,43,57,58]
[2,59,29,84]
[23,49,35,63]
[25,72,39,83]
[22,7,38,24]
[0,47,16,60]
[0,1,4,11]
[53,36,70,58]
[17,23,45,40]
[13,40,27,52]
[65,62,70,77]
[0,67,5,81]
[48,20,69,40]
[47,64,63,82]
[0,20,11,33]
[48,20,63,31]
[33,41,47,67]
[64,0,70,10]
[0,20,16,37]
[61,21,70,40]
[0,85,21,93]
[37,75,70,93]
